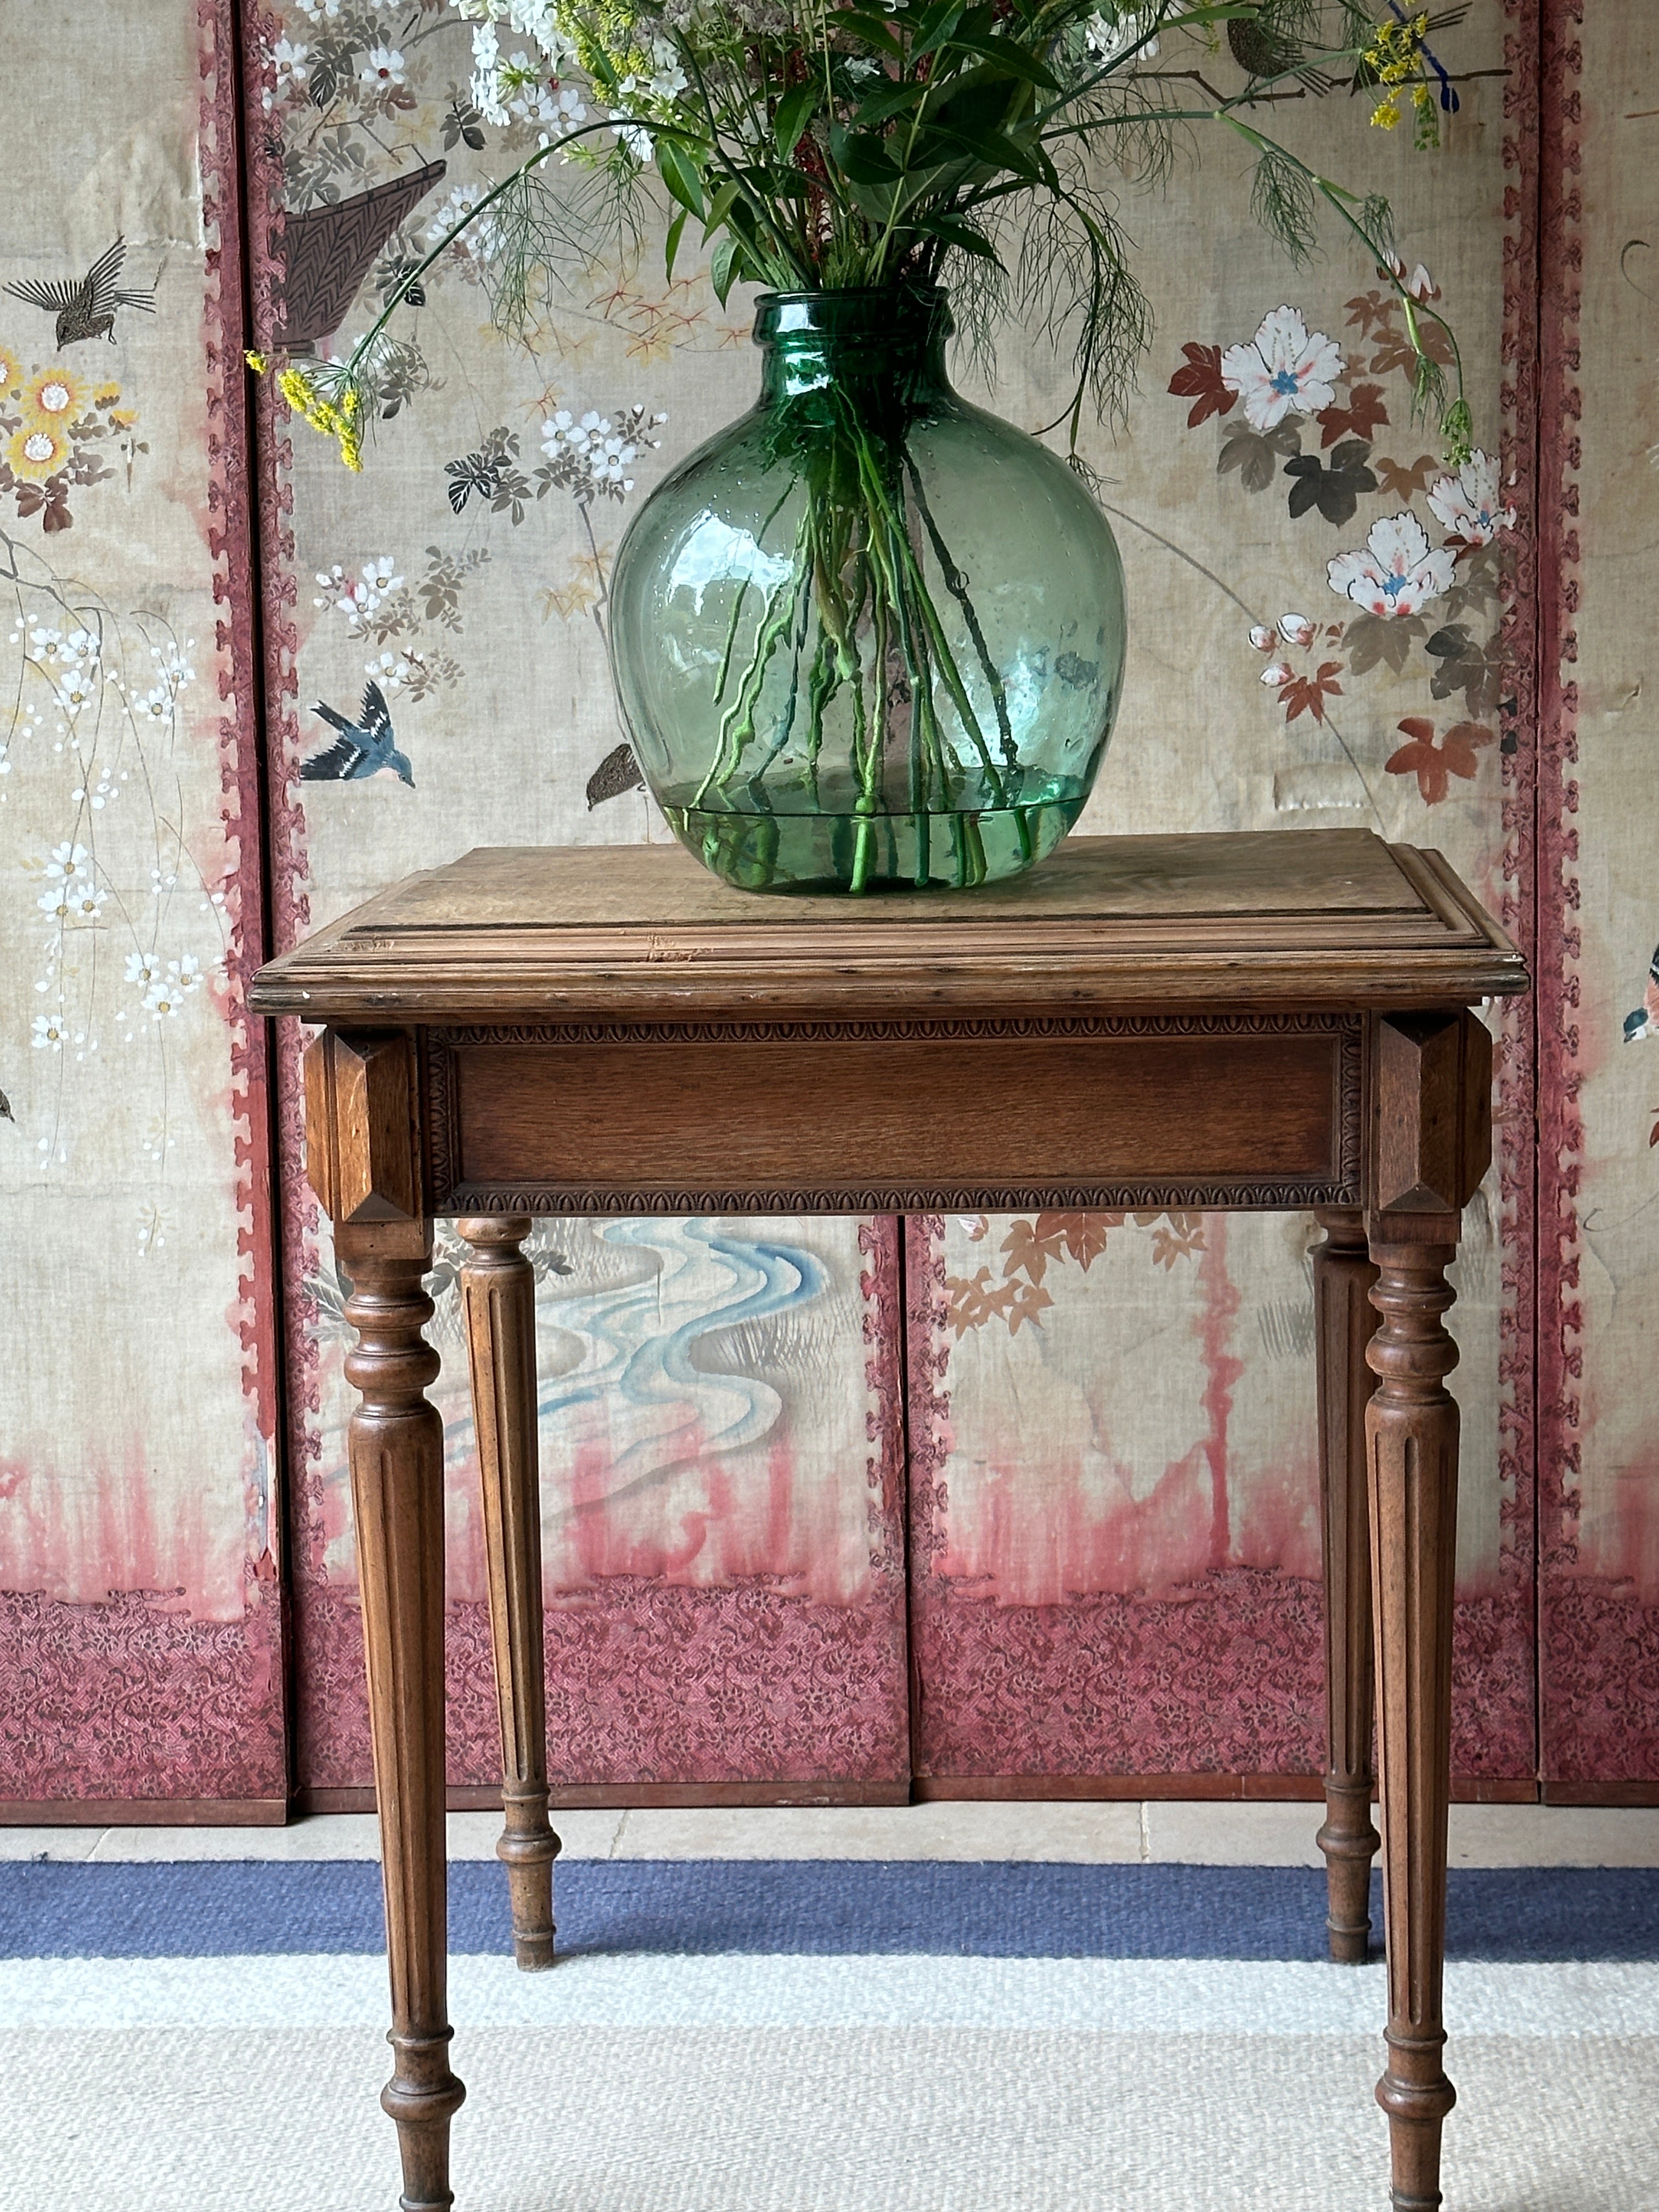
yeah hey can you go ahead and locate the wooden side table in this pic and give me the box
[250,828,1527,2212]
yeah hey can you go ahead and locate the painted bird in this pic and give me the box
[1623,942,1659,1043]
[300,681,414,786]
[3,237,157,348]
[1226,15,1333,95]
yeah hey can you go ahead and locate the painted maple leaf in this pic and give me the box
[1280,661,1345,724]
[1385,716,1494,804]
[1426,624,1506,718]
[1345,290,1395,335]
[1371,318,1456,379]
[1317,382,1389,448]
[1220,416,1303,493]
[1373,453,1440,499]
[1284,439,1378,524]
[1168,342,1238,428]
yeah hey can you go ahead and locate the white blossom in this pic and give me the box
[1327,512,1456,620]
[1221,307,1344,433]
[1084,7,1159,64]
[359,46,407,91]
[1426,449,1515,546]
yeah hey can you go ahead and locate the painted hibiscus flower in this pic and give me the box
[1220,307,1344,432]
[1426,448,1515,545]
[1327,511,1455,620]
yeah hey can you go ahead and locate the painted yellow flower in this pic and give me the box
[94,382,121,408]
[110,407,138,429]
[7,422,70,481]
[21,366,89,428]
[0,342,19,398]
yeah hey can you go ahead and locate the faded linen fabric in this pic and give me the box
[0,4,283,1801]
[1536,10,1659,1783]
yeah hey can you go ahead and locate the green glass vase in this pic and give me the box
[608,285,1127,894]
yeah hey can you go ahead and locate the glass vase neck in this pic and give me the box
[752,286,954,403]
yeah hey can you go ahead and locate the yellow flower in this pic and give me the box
[21,366,89,428]
[275,363,364,471]
[94,382,121,407]
[110,407,138,429]
[0,342,19,398]
[7,422,70,482]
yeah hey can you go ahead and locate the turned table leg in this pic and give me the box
[1313,1205,1381,1964]
[460,1216,560,1970]
[1366,1210,1462,2212]
[341,1218,466,2212]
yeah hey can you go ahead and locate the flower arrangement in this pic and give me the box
[260,1,1471,471]
[252,0,1479,890]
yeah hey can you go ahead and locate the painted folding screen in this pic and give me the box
[1537,4,1659,1791]
[244,7,910,1800]
[904,4,1540,1791]
[0,3,284,1812]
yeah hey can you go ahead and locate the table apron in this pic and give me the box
[421,1016,1363,1215]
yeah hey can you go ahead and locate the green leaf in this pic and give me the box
[912,0,968,56]
[664,206,688,283]
[836,11,907,57]
[853,78,927,127]
[773,81,819,162]
[710,235,741,306]
[928,119,1048,184]
[912,211,1003,262]
[656,136,705,219]
[701,179,740,239]
[942,32,1060,89]
[828,122,905,184]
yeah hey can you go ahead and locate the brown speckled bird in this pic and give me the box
[4,237,156,348]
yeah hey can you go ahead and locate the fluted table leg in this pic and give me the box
[460,1215,560,1970]
[1366,1210,1462,2212]
[340,1217,465,2212]
[1313,1205,1381,1963]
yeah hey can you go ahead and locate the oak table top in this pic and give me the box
[251,828,1527,2212]
[247,827,1525,1024]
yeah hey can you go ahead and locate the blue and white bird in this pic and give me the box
[1623,941,1659,1043]
[300,680,413,786]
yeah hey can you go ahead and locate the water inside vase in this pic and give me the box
[658,760,1090,893]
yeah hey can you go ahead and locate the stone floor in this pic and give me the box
[4,1798,1658,1865]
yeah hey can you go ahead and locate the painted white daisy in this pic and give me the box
[359,46,407,90]
[1327,512,1456,620]
[32,1012,66,1049]
[45,840,88,883]
[1221,307,1344,433]
[1426,449,1516,545]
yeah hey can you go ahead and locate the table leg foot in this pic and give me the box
[461,1216,561,1973]
[383,2025,466,2211]
[1366,1210,1462,2212]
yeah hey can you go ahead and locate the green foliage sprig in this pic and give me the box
[258,1,1473,469]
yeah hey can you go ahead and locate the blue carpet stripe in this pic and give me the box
[1,1861,1657,1963]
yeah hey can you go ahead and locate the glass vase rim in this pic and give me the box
[751,284,954,349]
